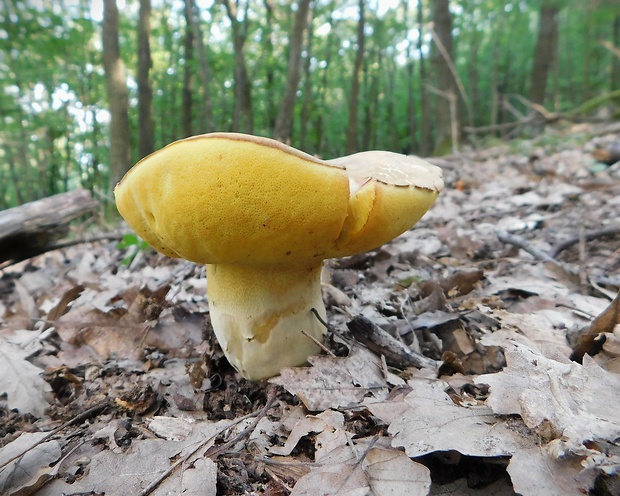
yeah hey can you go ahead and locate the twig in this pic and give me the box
[311,307,332,331]
[139,388,277,496]
[301,329,336,357]
[0,400,110,470]
[496,230,557,264]
[578,225,588,292]
[335,434,379,494]
[204,388,277,458]
[600,40,620,59]
[550,226,620,258]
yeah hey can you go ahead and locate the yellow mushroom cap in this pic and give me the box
[114,133,443,265]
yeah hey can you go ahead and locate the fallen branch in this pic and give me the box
[346,315,439,370]
[550,226,620,258]
[0,189,99,265]
[496,230,557,264]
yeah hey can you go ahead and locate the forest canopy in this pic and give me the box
[0,0,619,209]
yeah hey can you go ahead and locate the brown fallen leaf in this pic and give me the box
[270,410,346,460]
[270,346,389,411]
[0,339,51,417]
[378,381,516,458]
[477,343,620,474]
[0,433,61,496]
[291,444,431,496]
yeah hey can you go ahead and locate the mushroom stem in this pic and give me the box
[206,263,327,380]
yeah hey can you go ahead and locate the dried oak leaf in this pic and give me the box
[270,346,389,411]
[291,444,431,496]
[0,433,61,496]
[38,419,229,496]
[477,345,620,445]
[477,343,620,476]
[376,381,516,458]
[0,339,51,417]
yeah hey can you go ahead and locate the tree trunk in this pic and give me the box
[274,0,312,143]
[314,6,336,155]
[182,0,195,137]
[190,1,215,133]
[417,0,431,155]
[346,0,365,154]
[137,0,155,159]
[223,0,253,133]
[263,0,277,131]
[612,13,620,93]
[529,4,560,106]
[403,0,417,154]
[299,5,314,151]
[431,0,457,153]
[468,31,482,127]
[102,0,131,192]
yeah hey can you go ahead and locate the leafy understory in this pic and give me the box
[0,128,619,495]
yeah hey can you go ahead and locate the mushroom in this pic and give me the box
[114,133,443,380]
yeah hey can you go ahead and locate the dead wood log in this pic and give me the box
[0,189,99,265]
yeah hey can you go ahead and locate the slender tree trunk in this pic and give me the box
[138,0,154,159]
[386,58,398,151]
[191,1,215,133]
[346,0,365,154]
[274,0,312,143]
[417,0,431,155]
[612,13,620,93]
[182,0,195,137]
[102,0,131,193]
[468,32,481,126]
[299,5,314,150]
[431,0,457,153]
[403,0,417,153]
[490,10,505,132]
[263,0,277,131]
[314,7,336,155]
[223,0,253,133]
[529,3,560,106]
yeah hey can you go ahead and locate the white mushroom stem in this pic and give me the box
[206,263,327,380]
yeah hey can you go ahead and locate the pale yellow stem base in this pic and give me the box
[206,263,327,380]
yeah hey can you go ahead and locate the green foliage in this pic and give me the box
[0,0,617,209]
[117,233,149,265]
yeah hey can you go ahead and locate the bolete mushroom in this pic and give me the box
[114,133,443,380]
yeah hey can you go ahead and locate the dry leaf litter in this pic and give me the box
[1,126,619,495]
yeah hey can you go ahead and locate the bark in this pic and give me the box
[345,0,365,154]
[431,0,457,152]
[263,0,277,130]
[313,5,336,155]
[529,4,560,106]
[223,0,253,133]
[0,189,99,265]
[403,0,418,153]
[274,0,312,143]
[417,0,431,155]
[182,0,195,137]
[138,0,155,159]
[102,0,131,192]
[191,1,215,132]
[468,31,482,126]
[299,5,314,150]
[612,13,620,93]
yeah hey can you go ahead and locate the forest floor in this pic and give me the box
[1,123,620,496]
